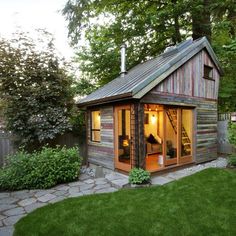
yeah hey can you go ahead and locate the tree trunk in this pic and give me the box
[192,0,212,42]
[172,0,182,44]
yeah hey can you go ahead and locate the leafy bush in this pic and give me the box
[129,168,151,185]
[229,155,236,167]
[0,146,81,190]
[228,122,236,148]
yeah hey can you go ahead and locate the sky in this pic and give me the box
[0,0,74,60]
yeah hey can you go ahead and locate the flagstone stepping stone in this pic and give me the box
[79,184,94,191]
[0,197,18,205]
[68,192,84,198]
[34,190,54,198]
[11,190,33,200]
[83,179,94,184]
[68,181,83,187]
[48,196,66,204]
[68,187,80,195]
[0,204,17,212]
[24,202,47,213]
[0,214,7,220]
[3,207,25,217]
[0,226,14,236]
[94,184,111,191]
[0,193,10,200]
[3,214,26,226]
[95,187,117,194]
[37,194,56,203]
[81,189,95,195]
[151,176,173,186]
[18,198,37,207]
[53,190,67,197]
[54,185,70,191]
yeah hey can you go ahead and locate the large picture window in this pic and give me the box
[91,110,101,142]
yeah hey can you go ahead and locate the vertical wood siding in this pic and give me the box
[87,106,114,169]
[154,50,220,100]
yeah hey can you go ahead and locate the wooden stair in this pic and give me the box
[166,109,191,155]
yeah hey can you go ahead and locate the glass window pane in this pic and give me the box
[165,109,177,160]
[91,110,101,142]
[92,111,100,130]
[118,109,130,163]
[181,109,192,156]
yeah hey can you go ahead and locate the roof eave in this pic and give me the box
[76,92,133,108]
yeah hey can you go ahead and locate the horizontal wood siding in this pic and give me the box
[196,104,218,162]
[154,50,220,100]
[87,106,114,169]
[141,93,218,163]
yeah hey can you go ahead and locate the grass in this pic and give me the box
[14,168,236,236]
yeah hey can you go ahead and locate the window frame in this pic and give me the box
[90,110,101,142]
[203,64,214,81]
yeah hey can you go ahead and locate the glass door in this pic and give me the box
[180,109,193,164]
[164,108,178,166]
[114,105,132,171]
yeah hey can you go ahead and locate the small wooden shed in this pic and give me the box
[77,37,223,173]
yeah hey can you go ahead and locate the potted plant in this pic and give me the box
[128,168,151,187]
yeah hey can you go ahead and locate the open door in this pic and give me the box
[114,105,132,172]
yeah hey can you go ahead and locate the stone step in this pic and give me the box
[105,172,129,189]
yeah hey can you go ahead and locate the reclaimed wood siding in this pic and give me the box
[141,93,218,163]
[155,50,220,100]
[87,106,114,169]
[196,102,218,162]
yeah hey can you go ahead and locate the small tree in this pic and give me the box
[0,30,74,149]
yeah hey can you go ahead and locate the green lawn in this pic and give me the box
[14,168,236,236]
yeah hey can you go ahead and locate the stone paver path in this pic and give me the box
[152,157,228,185]
[0,157,227,236]
[0,173,120,236]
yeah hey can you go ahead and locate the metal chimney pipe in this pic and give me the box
[120,44,126,77]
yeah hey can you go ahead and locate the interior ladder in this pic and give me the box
[166,109,191,155]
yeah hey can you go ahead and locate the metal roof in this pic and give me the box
[77,37,223,106]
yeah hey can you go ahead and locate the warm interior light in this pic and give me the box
[97,112,100,122]
[151,114,157,124]
[123,139,129,146]
[149,108,151,111]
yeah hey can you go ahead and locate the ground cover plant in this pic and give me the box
[14,168,236,236]
[0,146,81,190]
